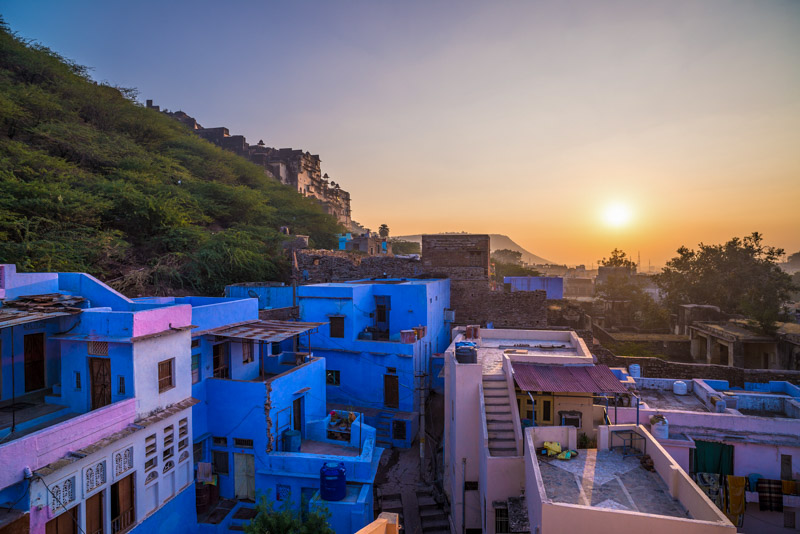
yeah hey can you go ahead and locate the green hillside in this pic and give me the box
[0,20,341,295]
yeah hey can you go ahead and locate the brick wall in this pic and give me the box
[452,283,547,328]
[421,234,490,280]
[295,250,423,282]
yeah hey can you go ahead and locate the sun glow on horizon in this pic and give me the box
[603,203,633,228]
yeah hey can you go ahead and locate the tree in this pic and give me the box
[654,232,797,333]
[245,495,334,534]
[598,248,637,269]
[493,262,540,283]
[378,224,389,238]
[390,239,420,255]
[785,251,800,273]
[492,249,522,265]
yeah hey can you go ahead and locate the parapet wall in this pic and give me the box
[295,250,423,282]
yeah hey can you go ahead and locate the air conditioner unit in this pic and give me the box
[443,309,455,322]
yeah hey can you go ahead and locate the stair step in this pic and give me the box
[483,392,508,397]
[484,398,509,405]
[486,415,513,422]
[482,381,507,388]
[490,449,518,457]
[489,433,515,441]
[484,405,510,413]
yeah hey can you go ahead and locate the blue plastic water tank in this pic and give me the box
[320,462,347,501]
[283,429,301,452]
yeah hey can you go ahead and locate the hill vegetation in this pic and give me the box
[0,20,341,295]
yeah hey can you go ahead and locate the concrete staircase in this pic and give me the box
[482,376,517,457]
[417,489,449,534]
[376,411,393,448]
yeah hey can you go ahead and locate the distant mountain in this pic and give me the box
[392,233,553,265]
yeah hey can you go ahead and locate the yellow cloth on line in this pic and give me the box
[782,480,796,495]
[725,476,746,525]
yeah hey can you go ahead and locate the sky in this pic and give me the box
[4,0,799,267]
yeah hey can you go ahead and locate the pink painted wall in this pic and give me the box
[0,399,136,489]
[131,304,192,337]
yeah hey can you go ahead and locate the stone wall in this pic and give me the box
[295,250,423,282]
[421,234,490,280]
[452,283,547,329]
[576,330,800,386]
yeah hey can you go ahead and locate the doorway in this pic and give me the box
[45,506,78,534]
[24,333,46,392]
[233,453,255,502]
[293,397,304,437]
[213,343,230,379]
[384,374,399,409]
[111,474,135,533]
[90,358,112,410]
[85,491,103,534]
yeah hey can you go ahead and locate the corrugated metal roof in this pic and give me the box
[512,363,627,394]
[201,320,326,342]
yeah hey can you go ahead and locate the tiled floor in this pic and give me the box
[538,449,689,518]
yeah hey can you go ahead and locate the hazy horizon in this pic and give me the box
[5,0,799,266]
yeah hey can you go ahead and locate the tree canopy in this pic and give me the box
[598,248,637,269]
[492,248,522,265]
[654,232,796,333]
[378,223,389,238]
[0,19,341,295]
[244,496,334,534]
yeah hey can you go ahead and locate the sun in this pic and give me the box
[603,203,632,228]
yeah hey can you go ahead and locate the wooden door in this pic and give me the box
[111,474,134,533]
[384,374,399,409]
[24,333,46,392]
[86,491,103,534]
[292,397,303,436]
[90,358,111,410]
[233,453,255,502]
[45,506,77,534]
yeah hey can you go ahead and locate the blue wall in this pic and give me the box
[224,285,294,310]
[132,483,197,534]
[504,276,564,299]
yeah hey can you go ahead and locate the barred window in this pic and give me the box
[88,341,108,356]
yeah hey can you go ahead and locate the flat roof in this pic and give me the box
[691,322,774,342]
[538,449,689,518]
[638,389,709,413]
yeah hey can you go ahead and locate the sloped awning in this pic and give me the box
[512,363,627,394]
[0,293,85,328]
[201,320,326,343]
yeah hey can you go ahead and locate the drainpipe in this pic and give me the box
[461,458,466,534]
[11,328,16,433]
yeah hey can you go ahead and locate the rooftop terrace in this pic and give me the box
[538,449,689,517]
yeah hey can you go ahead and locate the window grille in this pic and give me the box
[234,438,254,449]
[88,341,108,356]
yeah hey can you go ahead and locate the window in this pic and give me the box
[242,340,254,364]
[494,507,510,533]
[163,447,174,460]
[326,370,340,386]
[158,359,174,393]
[560,412,581,428]
[387,367,397,374]
[191,353,200,384]
[145,457,157,472]
[179,418,188,437]
[542,400,552,423]
[179,439,188,451]
[212,436,227,447]
[88,341,108,356]
[329,316,344,338]
[213,343,229,379]
[191,339,200,348]
[276,484,291,501]
[145,434,157,456]
[118,376,125,395]
[193,441,204,463]
[74,371,81,390]
[271,342,282,356]
[212,450,229,475]
[234,438,254,449]
[164,425,174,446]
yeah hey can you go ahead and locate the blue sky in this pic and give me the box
[4,1,799,265]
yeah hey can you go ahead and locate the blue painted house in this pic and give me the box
[296,278,451,448]
[140,293,384,534]
[504,276,564,299]
[0,264,197,534]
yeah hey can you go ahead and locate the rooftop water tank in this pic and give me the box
[651,416,669,440]
[628,364,641,378]
[673,381,688,396]
[282,429,301,452]
[320,462,346,501]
